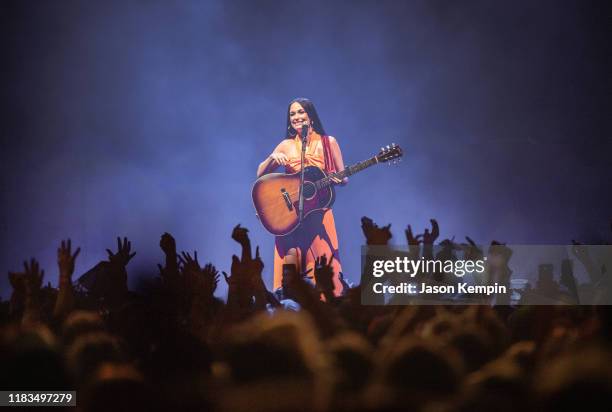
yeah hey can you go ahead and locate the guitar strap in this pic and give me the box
[321,135,337,174]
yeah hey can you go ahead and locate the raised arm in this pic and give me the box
[257,140,290,178]
[329,136,348,184]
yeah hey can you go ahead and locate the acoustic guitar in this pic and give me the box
[252,144,403,236]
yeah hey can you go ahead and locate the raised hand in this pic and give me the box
[187,261,220,338]
[23,258,44,293]
[180,250,219,297]
[54,240,80,319]
[157,232,179,282]
[405,225,422,245]
[106,237,136,267]
[224,255,248,292]
[224,243,268,311]
[179,250,201,275]
[100,237,133,305]
[224,224,270,314]
[160,232,176,256]
[405,224,422,257]
[231,224,250,245]
[422,219,439,245]
[58,239,80,282]
[222,269,232,286]
[339,271,351,291]
[248,245,265,279]
[226,247,264,287]
[314,254,335,298]
[461,236,484,261]
[279,263,315,302]
[229,224,264,282]
[10,258,45,324]
[229,254,244,279]
[361,216,392,245]
[223,254,250,310]
[201,263,220,295]
[232,224,252,261]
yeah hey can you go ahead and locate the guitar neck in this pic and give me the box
[315,156,379,189]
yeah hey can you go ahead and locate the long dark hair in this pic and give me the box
[285,97,327,138]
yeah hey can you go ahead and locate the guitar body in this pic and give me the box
[252,166,335,236]
[252,143,403,236]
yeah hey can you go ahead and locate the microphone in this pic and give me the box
[301,123,309,143]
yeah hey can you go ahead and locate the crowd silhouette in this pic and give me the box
[1,217,611,411]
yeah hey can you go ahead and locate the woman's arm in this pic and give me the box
[257,156,276,178]
[257,141,289,178]
[329,136,348,184]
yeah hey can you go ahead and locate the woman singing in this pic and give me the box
[257,98,347,296]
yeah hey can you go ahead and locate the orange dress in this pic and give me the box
[272,132,344,296]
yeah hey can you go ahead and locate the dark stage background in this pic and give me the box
[1,0,610,299]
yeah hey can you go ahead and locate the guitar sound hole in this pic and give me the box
[303,182,316,200]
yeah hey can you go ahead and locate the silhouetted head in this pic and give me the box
[535,347,612,412]
[325,332,374,393]
[0,324,72,390]
[220,311,323,384]
[61,310,105,347]
[65,332,125,384]
[368,337,462,410]
[285,98,326,138]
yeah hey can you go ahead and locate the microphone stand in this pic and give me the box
[298,124,308,223]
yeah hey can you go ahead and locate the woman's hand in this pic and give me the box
[269,152,289,166]
[330,176,348,185]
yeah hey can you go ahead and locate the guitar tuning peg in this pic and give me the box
[386,145,390,150]
[380,147,384,152]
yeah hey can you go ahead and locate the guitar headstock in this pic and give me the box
[376,143,403,164]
